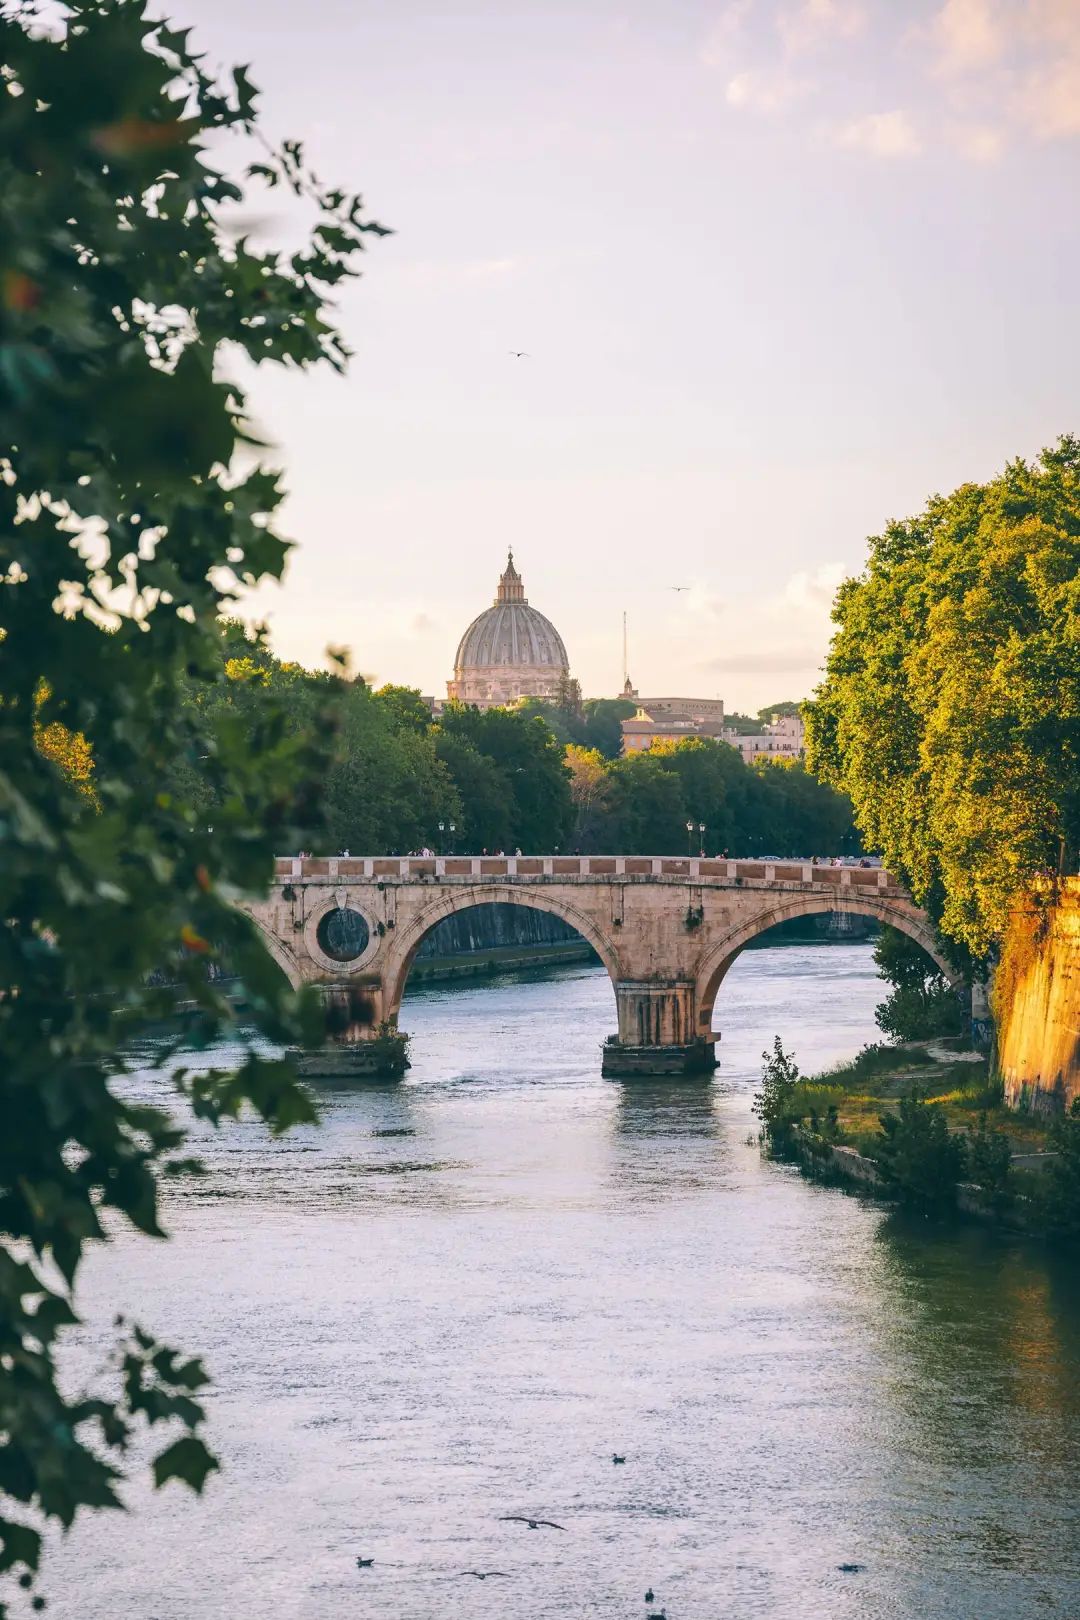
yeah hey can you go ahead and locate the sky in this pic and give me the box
[181,0,1078,712]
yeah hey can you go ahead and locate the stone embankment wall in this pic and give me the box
[411,902,595,981]
[996,878,1080,1114]
[414,902,584,959]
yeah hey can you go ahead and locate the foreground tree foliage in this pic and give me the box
[806,438,1080,955]
[0,0,386,1601]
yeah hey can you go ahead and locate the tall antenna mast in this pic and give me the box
[622,610,628,688]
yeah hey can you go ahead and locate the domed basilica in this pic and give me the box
[447,552,572,709]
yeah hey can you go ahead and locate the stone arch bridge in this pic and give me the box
[244,854,952,1077]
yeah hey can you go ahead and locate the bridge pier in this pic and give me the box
[601,981,717,1078]
[293,981,409,1080]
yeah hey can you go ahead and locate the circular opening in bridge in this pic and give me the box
[316,906,370,963]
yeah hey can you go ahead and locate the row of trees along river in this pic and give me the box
[2,0,1079,1611]
[148,626,861,859]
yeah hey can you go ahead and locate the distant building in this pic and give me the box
[621,698,727,755]
[447,552,571,709]
[621,700,804,762]
[632,695,726,723]
[721,711,805,764]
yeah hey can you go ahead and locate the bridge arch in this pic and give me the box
[694,895,958,1035]
[382,884,623,1023]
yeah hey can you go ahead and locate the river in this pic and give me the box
[48,941,1080,1620]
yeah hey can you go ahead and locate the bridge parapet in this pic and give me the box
[273,853,903,896]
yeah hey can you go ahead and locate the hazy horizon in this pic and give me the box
[178,0,1079,710]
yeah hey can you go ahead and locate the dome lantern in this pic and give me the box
[496,549,526,605]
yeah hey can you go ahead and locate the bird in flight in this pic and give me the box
[457,1571,510,1580]
[498,1516,565,1531]
[668,585,690,592]
[509,350,530,358]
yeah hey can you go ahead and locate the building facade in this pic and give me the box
[721,712,805,764]
[447,552,572,709]
[621,704,728,754]
[621,702,804,762]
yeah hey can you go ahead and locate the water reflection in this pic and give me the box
[860,1217,1080,1615]
[613,1078,721,1138]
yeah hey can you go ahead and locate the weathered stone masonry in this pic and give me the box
[243,856,947,1078]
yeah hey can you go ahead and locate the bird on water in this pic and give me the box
[612,1453,626,1464]
[498,1515,566,1531]
[355,1557,374,1569]
[644,1589,654,1603]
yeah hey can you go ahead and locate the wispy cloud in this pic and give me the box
[928,0,1005,73]
[924,0,1080,143]
[699,0,756,68]
[778,0,865,54]
[668,584,727,626]
[1014,47,1080,138]
[950,120,1007,159]
[777,562,846,615]
[705,649,825,675]
[726,67,809,110]
[702,0,1080,159]
[697,564,843,684]
[835,108,922,156]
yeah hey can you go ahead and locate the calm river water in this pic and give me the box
[48,942,1080,1620]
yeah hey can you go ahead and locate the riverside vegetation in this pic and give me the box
[753,1037,1080,1245]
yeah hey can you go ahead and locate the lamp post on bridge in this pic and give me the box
[437,820,444,856]
[686,819,694,858]
[698,821,706,857]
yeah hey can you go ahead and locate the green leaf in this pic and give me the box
[152,1437,219,1493]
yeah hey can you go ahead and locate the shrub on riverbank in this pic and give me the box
[752,1037,802,1154]
[869,1088,967,1211]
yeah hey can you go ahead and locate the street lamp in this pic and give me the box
[437,819,445,855]
[686,819,695,858]
[698,821,706,857]
[448,821,456,855]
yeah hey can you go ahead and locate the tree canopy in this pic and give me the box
[1,0,385,1601]
[805,436,1080,955]
[574,740,858,856]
